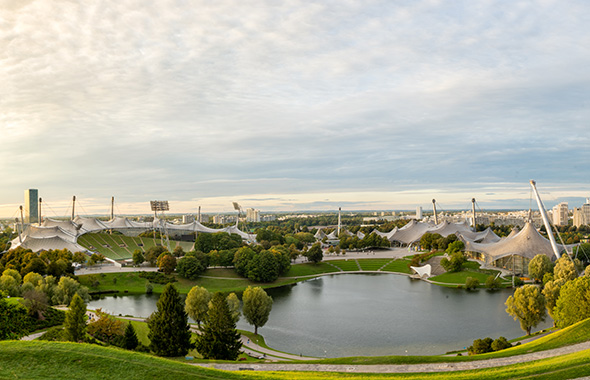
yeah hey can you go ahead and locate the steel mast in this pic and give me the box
[530,180,561,259]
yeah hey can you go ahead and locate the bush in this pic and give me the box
[38,326,65,341]
[441,252,466,273]
[176,254,207,280]
[485,275,502,290]
[465,277,480,290]
[468,337,493,355]
[491,336,512,351]
[138,271,176,285]
[145,283,153,295]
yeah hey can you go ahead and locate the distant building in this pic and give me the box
[573,203,590,227]
[182,214,195,224]
[261,214,276,222]
[416,207,423,220]
[24,189,38,224]
[552,202,569,226]
[246,208,260,222]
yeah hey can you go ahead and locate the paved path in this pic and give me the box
[195,341,590,373]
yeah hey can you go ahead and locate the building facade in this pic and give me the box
[552,202,569,226]
[24,189,38,224]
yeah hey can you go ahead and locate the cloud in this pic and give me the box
[1,0,590,216]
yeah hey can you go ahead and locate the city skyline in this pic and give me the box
[2,1,590,218]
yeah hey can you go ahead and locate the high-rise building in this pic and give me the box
[573,202,590,227]
[416,206,423,220]
[552,202,569,226]
[24,189,39,224]
[246,208,260,222]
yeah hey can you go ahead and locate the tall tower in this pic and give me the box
[24,189,39,224]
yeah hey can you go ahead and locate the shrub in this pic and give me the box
[485,275,502,290]
[138,271,176,285]
[491,336,512,351]
[465,277,480,290]
[468,337,493,355]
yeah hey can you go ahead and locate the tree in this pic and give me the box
[491,336,512,351]
[446,240,464,254]
[528,254,553,283]
[247,250,279,282]
[177,255,207,280]
[124,322,139,350]
[148,283,192,356]
[505,284,546,335]
[185,286,211,327]
[132,250,145,266]
[87,308,125,344]
[22,288,49,319]
[0,297,28,340]
[554,276,590,328]
[158,254,176,275]
[485,275,502,290]
[465,277,480,290]
[226,292,241,324]
[242,286,273,335]
[440,251,466,273]
[306,243,323,264]
[63,293,87,342]
[554,256,577,282]
[52,276,89,306]
[72,251,87,265]
[542,278,566,324]
[145,246,167,266]
[172,245,185,258]
[194,292,242,360]
[468,337,493,355]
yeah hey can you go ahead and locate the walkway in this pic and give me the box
[195,340,590,373]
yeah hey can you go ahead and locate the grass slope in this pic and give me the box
[2,340,590,380]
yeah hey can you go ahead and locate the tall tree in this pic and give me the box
[505,284,546,335]
[0,297,28,340]
[242,286,273,335]
[528,254,553,283]
[306,243,323,264]
[185,286,211,327]
[554,276,590,328]
[226,292,241,324]
[194,292,242,360]
[554,256,577,282]
[148,283,192,357]
[63,293,87,342]
[124,322,139,350]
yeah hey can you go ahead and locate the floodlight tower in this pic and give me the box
[150,200,171,252]
[71,196,76,220]
[233,202,243,230]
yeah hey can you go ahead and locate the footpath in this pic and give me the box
[195,340,590,373]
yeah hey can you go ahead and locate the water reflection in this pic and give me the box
[88,273,551,357]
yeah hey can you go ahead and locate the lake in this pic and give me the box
[88,273,551,357]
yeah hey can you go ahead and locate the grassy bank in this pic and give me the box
[2,340,590,379]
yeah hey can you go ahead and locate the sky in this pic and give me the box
[1,0,590,218]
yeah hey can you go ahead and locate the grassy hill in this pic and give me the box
[2,339,590,379]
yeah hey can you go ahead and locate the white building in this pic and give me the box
[416,206,423,220]
[246,208,260,222]
[573,202,590,227]
[552,202,569,226]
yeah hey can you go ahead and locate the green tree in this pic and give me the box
[194,292,242,360]
[158,254,176,275]
[247,250,279,282]
[87,308,125,344]
[63,293,87,342]
[52,276,89,306]
[446,240,464,254]
[145,246,167,266]
[132,250,145,266]
[491,336,512,351]
[306,243,323,264]
[185,286,211,327]
[148,283,192,357]
[468,337,493,355]
[0,297,29,340]
[465,277,480,290]
[554,276,590,328]
[542,278,566,324]
[176,255,207,280]
[528,254,553,283]
[505,284,546,335]
[233,247,256,276]
[485,275,502,290]
[124,322,139,350]
[554,256,577,282]
[440,251,466,273]
[172,245,185,258]
[242,286,273,335]
[226,292,241,324]
[72,251,87,265]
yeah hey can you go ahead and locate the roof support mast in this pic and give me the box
[472,198,476,230]
[71,196,76,221]
[530,180,561,259]
[432,199,438,225]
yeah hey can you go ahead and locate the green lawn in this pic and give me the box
[380,259,413,274]
[357,259,393,271]
[329,259,361,271]
[282,263,340,277]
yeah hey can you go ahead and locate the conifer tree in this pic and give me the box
[63,293,87,342]
[195,292,242,360]
[148,283,192,356]
[124,322,139,350]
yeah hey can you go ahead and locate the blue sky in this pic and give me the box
[1,0,589,218]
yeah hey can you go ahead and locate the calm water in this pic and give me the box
[88,274,551,357]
